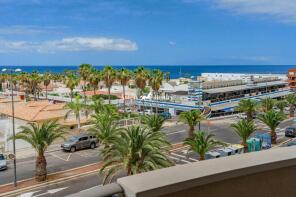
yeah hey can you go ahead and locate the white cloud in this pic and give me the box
[216,0,296,24]
[229,55,272,62]
[186,0,296,24]
[169,41,176,46]
[0,25,65,35]
[0,37,138,53]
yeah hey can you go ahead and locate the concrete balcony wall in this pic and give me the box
[117,146,296,197]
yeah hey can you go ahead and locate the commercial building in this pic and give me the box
[288,68,296,91]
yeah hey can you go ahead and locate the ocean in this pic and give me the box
[0,65,294,79]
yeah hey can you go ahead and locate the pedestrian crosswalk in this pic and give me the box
[169,151,199,165]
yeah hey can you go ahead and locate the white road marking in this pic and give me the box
[49,153,68,162]
[34,187,68,197]
[66,153,72,161]
[166,130,186,136]
[169,155,191,164]
[18,191,40,197]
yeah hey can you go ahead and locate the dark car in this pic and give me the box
[287,140,296,147]
[61,134,98,152]
[159,112,172,119]
[285,127,296,138]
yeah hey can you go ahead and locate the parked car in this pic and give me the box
[61,134,98,152]
[287,140,296,146]
[285,126,296,138]
[159,112,172,119]
[0,153,7,171]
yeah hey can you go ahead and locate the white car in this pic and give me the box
[0,154,7,171]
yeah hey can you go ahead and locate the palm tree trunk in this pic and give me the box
[290,106,294,117]
[242,139,248,153]
[271,129,277,144]
[70,90,73,102]
[83,81,87,105]
[123,85,126,113]
[155,91,158,114]
[36,154,47,181]
[93,86,96,95]
[199,153,205,161]
[45,85,48,99]
[189,125,194,138]
[127,166,132,176]
[77,113,81,129]
[108,87,111,104]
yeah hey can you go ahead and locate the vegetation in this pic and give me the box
[79,64,92,104]
[260,97,275,112]
[117,68,132,112]
[100,125,173,184]
[64,72,80,102]
[258,110,285,144]
[64,96,87,129]
[286,94,296,117]
[184,131,224,160]
[237,99,258,121]
[13,121,66,181]
[102,66,117,104]
[231,119,256,152]
[141,114,165,132]
[179,110,206,138]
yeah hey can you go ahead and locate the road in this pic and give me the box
[1,116,295,196]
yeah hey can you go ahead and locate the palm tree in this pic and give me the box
[260,97,275,112]
[117,68,131,113]
[89,109,120,147]
[237,99,258,121]
[89,68,101,95]
[276,100,288,114]
[149,69,164,113]
[64,96,86,129]
[100,126,172,184]
[258,110,285,144]
[286,94,296,117]
[64,72,79,102]
[141,114,165,132]
[230,119,256,152]
[42,72,51,99]
[134,67,149,114]
[165,71,170,82]
[179,110,205,138]
[13,121,66,181]
[79,64,92,104]
[90,97,106,114]
[184,131,224,161]
[102,66,117,104]
[29,71,41,101]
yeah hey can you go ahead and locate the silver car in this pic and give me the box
[61,134,98,152]
[0,154,7,171]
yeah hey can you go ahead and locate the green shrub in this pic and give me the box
[92,94,119,100]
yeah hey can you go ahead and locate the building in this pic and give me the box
[288,68,296,91]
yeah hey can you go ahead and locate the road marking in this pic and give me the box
[17,191,40,197]
[34,187,68,197]
[171,152,187,158]
[166,130,186,136]
[66,153,72,161]
[49,153,68,162]
[169,155,191,164]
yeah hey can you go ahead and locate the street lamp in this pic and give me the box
[2,68,21,187]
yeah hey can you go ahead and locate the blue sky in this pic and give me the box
[0,0,295,65]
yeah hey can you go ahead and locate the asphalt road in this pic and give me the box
[2,116,295,196]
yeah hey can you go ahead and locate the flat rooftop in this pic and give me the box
[203,81,288,94]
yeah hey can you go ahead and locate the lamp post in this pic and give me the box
[2,68,21,187]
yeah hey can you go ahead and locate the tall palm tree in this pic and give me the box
[102,66,117,104]
[237,99,258,121]
[179,110,205,138]
[89,109,120,147]
[29,71,41,101]
[184,131,224,161]
[149,69,164,113]
[79,64,92,104]
[141,114,165,132]
[64,72,79,102]
[258,110,285,144]
[13,121,66,181]
[90,97,106,114]
[89,68,101,95]
[100,126,172,184]
[134,67,150,114]
[64,96,86,129]
[18,72,30,101]
[117,68,131,113]
[42,72,51,99]
[165,71,170,82]
[286,94,296,117]
[230,119,256,152]
[276,100,288,114]
[260,97,275,112]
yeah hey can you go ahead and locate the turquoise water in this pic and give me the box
[0,65,293,79]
